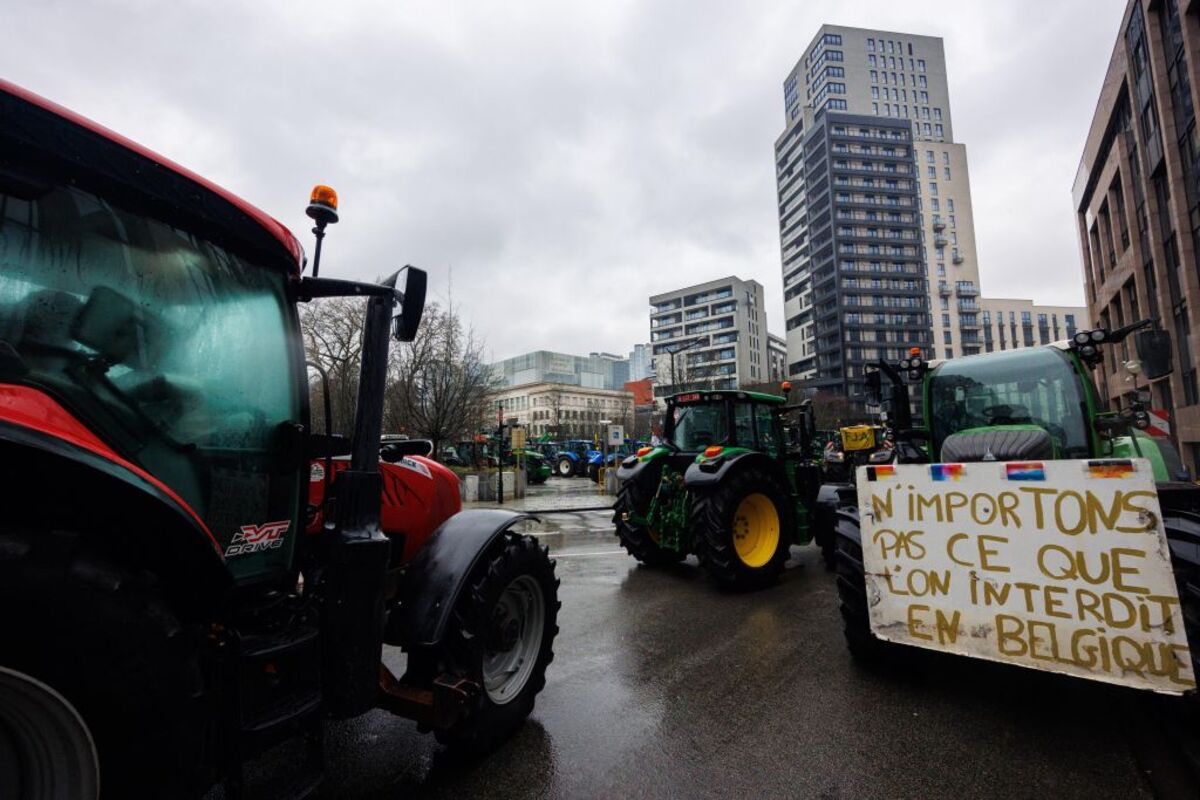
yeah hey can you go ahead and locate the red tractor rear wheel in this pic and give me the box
[0,531,207,798]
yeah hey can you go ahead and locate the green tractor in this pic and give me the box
[613,389,821,589]
[833,320,1200,683]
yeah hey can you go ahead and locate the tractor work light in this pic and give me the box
[1091,329,1107,342]
[1080,344,1097,357]
[1074,331,1091,345]
[908,369,922,381]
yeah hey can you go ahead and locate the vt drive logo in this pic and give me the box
[225,520,291,557]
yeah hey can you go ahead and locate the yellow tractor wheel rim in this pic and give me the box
[732,493,780,568]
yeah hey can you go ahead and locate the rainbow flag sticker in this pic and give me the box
[1087,459,1135,479]
[1005,462,1046,481]
[866,465,896,481]
[930,463,964,481]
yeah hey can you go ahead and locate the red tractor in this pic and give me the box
[0,81,559,798]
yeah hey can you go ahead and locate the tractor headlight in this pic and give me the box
[1074,331,1091,346]
[1091,329,1107,343]
[1080,344,1097,358]
[908,369,922,381]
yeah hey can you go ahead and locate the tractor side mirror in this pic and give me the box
[391,265,428,342]
[864,370,882,405]
[1135,329,1173,380]
[381,439,434,461]
[1093,413,1129,440]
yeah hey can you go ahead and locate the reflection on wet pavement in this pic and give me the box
[225,477,1190,799]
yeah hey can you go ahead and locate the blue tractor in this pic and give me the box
[554,439,600,478]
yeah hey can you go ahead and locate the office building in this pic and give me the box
[767,333,788,383]
[776,25,1087,400]
[648,276,771,398]
[628,343,655,381]
[1073,0,1200,470]
[490,350,630,391]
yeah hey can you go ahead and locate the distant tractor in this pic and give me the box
[554,439,596,478]
[0,81,558,797]
[613,390,820,589]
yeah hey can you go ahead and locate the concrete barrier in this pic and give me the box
[462,474,479,502]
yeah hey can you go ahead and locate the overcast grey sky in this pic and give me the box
[8,0,1126,361]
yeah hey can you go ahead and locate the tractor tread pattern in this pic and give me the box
[425,532,560,754]
[690,466,790,590]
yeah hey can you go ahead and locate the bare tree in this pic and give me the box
[385,302,495,457]
[811,390,858,430]
[300,297,364,435]
[543,386,565,439]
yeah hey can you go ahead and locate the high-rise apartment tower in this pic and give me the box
[775,25,1087,402]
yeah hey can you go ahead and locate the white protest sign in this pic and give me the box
[856,459,1194,694]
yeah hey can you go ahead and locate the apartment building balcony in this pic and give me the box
[938,282,952,295]
[934,235,949,248]
[932,219,946,232]
[955,283,979,297]
[953,254,965,264]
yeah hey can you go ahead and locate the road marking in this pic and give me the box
[550,550,627,558]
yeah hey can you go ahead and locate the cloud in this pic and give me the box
[6,0,1125,358]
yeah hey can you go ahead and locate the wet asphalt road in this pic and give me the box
[234,478,1200,799]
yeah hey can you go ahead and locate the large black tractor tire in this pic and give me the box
[555,457,575,478]
[1164,510,1200,686]
[0,530,207,799]
[833,508,904,665]
[814,484,851,573]
[612,478,685,567]
[419,533,559,754]
[691,467,792,590]
[588,463,600,483]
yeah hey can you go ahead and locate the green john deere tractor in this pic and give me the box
[613,389,821,589]
[833,319,1200,679]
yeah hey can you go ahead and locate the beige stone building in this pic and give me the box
[1073,0,1200,471]
[493,382,634,439]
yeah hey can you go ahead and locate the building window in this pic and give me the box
[868,38,875,51]
[918,58,926,72]
[935,124,944,137]
[944,167,952,180]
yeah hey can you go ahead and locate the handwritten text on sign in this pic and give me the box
[856,460,1194,693]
